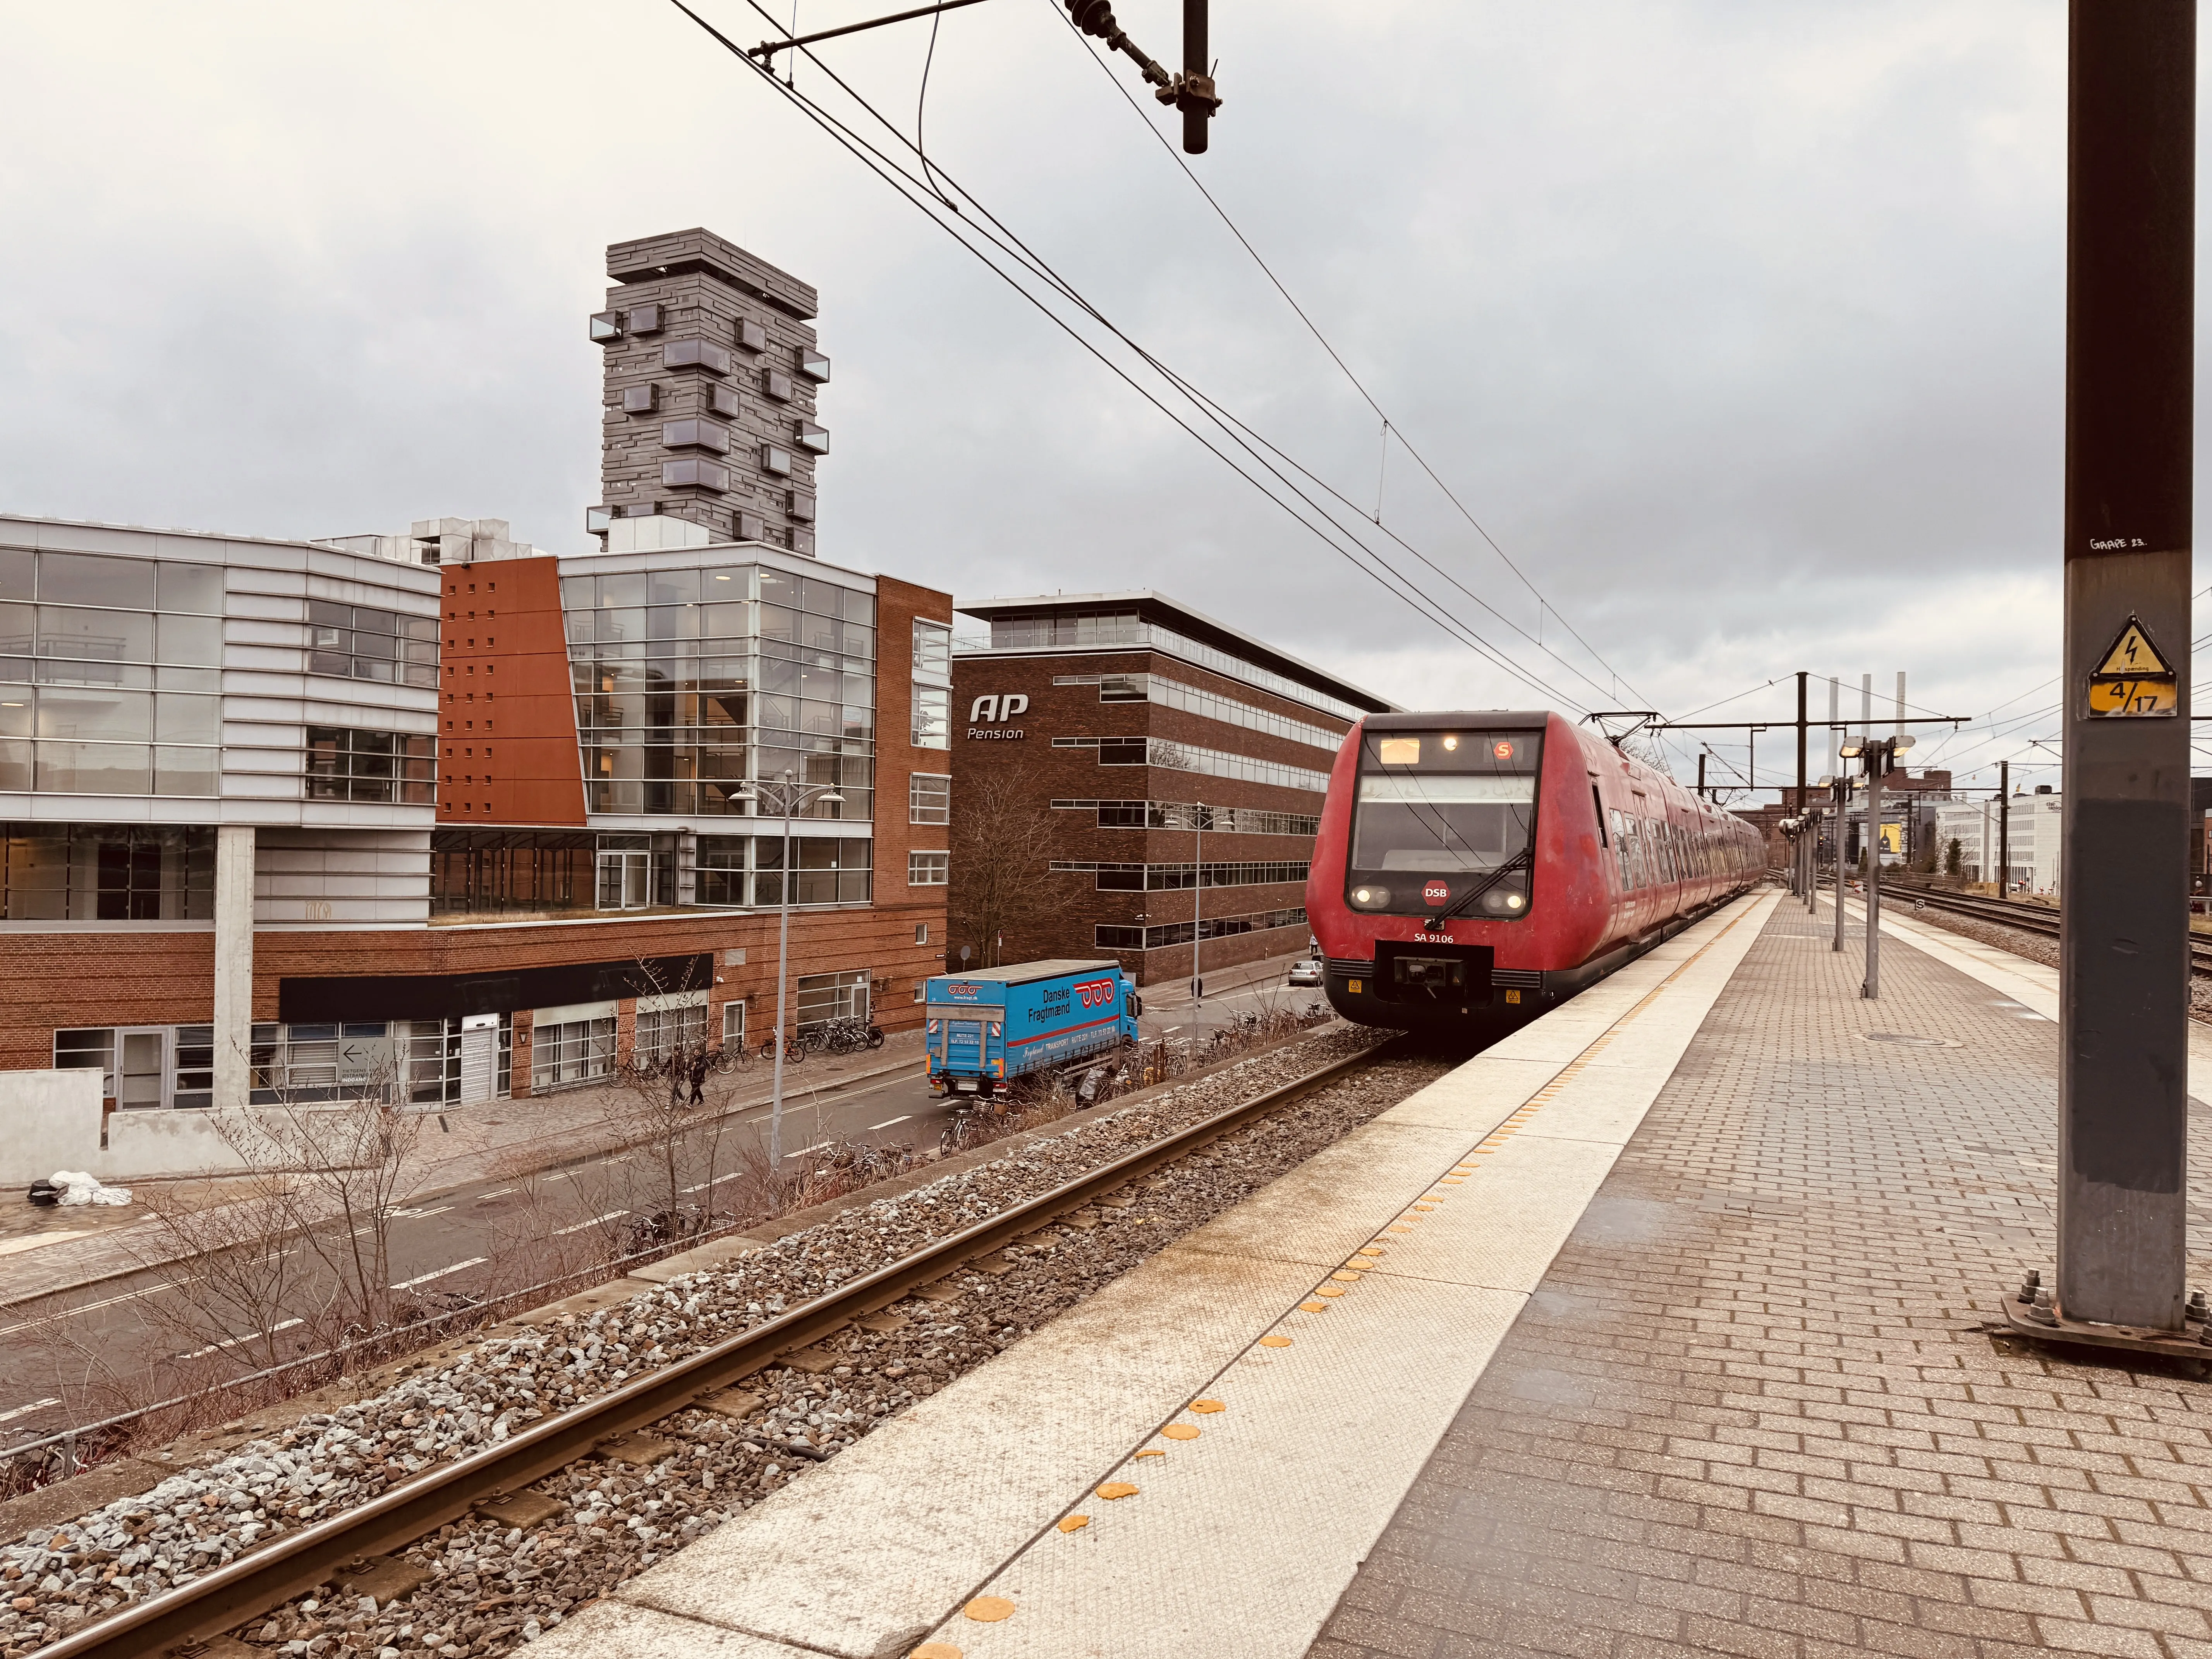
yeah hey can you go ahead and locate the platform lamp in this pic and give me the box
[1838,735,1914,998]
[1819,774,1848,951]
[730,771,845,1168]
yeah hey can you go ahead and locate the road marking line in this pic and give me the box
[784,1141,834,1159]
[387,1204,453,1220]
[678,1173,747,1194]
[868,1116,912,1130]
[179,1319,304,1361]
[0,1398,59,1425]
[0,1278,199,1337]
[553,1211,629,1236]
[474,1187,519,1201]
[392,1256,489,1290]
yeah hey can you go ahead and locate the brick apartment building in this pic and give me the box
[0,229,953,1140]
[948,591,1393,986]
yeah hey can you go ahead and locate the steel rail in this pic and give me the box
[1879,881,2212,974]
[42,1042,1391,1659]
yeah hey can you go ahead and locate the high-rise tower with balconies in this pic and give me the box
[587,229,829,556]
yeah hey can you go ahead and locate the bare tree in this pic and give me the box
[949,760,1061,968]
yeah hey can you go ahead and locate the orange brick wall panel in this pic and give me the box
[437,555,587,828]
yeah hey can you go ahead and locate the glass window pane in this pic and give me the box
[157,563,224,614]
[38,687,151,741]
[841,590,876,626]
[701,603,749,639]
[0,549,31,602]
[38,741,149,793]
[0,738,28,792]
[155,692,219,743]
[41,553,152,608]
[598,573,647,609]
[157,614,223,666]
[155,746,219,796]
[40,605,153,665]
[0,692,27,739]
[354,608,397,637]
[648,569,698,605]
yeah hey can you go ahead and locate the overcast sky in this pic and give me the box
[0,0,2175,795]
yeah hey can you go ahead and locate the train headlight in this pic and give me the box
[1350,885,1390,910]
[1482,888,1530,915]
[1506,893,1525,911]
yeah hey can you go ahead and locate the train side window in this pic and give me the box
[1593,787,1608,845]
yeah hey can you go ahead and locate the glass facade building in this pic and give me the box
[562,561,874,823]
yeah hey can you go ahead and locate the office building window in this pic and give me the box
[307,727,436,804]
[309,600,440,688]
[908,850,949,885]
[1,824,215,920]
[909,772,950,824]
[912,685,949,749]
[531,1016,616,1092]
[795,969,871,1031]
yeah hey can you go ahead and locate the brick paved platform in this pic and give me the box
[1314,895,2212,1659]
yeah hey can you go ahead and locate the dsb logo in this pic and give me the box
[1422,879,1451,906]
[1074,977,1116,1009]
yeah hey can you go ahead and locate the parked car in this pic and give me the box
[1288,959,1323,987]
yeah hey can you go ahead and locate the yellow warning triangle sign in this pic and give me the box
[2094,617,2174,677]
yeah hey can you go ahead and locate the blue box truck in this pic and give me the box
[924,958,1140,1103]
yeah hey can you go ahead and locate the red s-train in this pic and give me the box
[1306,711,1764,1031]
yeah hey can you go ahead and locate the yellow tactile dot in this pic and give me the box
[1057,1516,1090,1534]
[1386,1225,1413,1234]
[1316,1285,1346,1297]
[1259,1334,1292,1348]
[1413,1204,1437,1212]
[1331,1269,1362,1281]
[965,1595,1017,1622]
[1162,1424,1201,1440]
[1192,1399,1224,1413]
[1096,1482,1139,1500]
[1300,1299,1329,1312]
[914,1644,964,1659]
[1135,1449,1166,1459]
[1356,1247,1384,1257]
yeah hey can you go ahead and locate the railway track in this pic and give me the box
[1867,881,2212,975]
[38,1041,1400,1659]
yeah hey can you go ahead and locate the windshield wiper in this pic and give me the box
[1423,847,1533,931]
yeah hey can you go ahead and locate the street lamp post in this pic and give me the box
[733,770,844,1168]
[1839,734,1915,999]
[1190,800,1205,1048]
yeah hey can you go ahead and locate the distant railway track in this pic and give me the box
[1877,881,2212,976]
[38,1041,1397,1659]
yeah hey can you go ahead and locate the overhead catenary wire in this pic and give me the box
[1046,0,1650,712]
[667,0,1600,714]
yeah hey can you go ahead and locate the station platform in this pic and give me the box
[529,890,2212,1659]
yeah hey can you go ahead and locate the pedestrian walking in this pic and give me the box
[667,1053,684,1108]
[687,1049,708,1107]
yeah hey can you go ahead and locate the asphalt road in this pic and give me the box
[0,956,1328,1448]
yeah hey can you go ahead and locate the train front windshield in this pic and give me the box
[1346,729,1540,919]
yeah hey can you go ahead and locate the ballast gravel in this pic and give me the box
[0,1025,1455,1657]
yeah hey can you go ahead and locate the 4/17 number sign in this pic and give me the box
[2086,616,2179,718]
